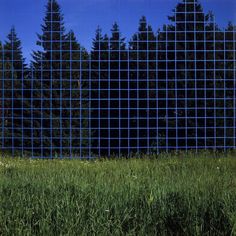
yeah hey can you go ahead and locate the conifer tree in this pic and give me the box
[32,0,88,157]
[158,0,219,150]
[223,22,236,148]
[129,16,156,152]
[90,27,109,154]
[2,27,28,152]
[109,22,127,155]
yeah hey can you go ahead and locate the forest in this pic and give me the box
[0,0,235,157]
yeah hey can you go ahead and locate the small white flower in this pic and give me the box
[105,209,110,212]
[217,166,220,170]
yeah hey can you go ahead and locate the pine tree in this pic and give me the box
[158,0,217,150]
[223,22,236,148]
[109,22,127,155]
[129,16,156,153]
[31,0,88,157]
[90,27,109,155]
[4,27,27,76]
[2,27,28,153]
[62,30,89,156]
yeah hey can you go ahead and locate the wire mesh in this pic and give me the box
[0,0,235,158]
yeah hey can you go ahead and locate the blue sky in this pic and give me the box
[0,0,235,62]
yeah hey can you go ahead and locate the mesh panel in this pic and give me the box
[0,0,235,158]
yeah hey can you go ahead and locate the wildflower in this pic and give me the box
[105,209,110,212]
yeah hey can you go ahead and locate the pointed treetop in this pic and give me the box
[111,22,120,33]
[104,34,109,40]
[41,0,65,36]
[46,0,62,15]
[5,26,24,54]
[110,22,125,39]
[131,16,155,42]
[94,26,103,41]
[168,0,204,22]
[139,16,148,32]
[110,22,126,50]
[6,26,21,46]
[33,0,66,56]
[92,26,105,51]
[4,26,27,71]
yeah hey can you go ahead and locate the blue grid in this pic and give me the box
[0,0,235,158]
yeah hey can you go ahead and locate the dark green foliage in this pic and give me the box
[158,0,207,149]
[157,0,236,150]
[109,23,128,155]
[90,27,109,155]
[31,0,89,157]
[0,27,29,154]
[1,0,236,156]
[129,16,157,153]
[91,23,128,155]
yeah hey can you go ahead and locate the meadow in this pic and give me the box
[0,152,236,235]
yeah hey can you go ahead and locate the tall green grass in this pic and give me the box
[0,153,236,235]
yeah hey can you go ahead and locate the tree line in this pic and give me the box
[0,0,235,157]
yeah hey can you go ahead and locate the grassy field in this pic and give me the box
[0,152,236,235]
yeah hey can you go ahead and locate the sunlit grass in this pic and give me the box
[0,152,236,235]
